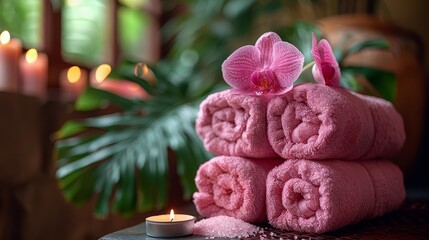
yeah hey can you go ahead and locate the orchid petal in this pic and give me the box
[311,33,322,65]
[255,32,282,67]
[311,33,341,87]
[250,69,280,95]
[311,64,325,84]
[271,41,305,89]
[317,40,339,68]
[222,32,306,95]
[222,45,260,91]
[327,66,341,87]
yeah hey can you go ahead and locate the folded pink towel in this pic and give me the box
[193,156,282,223]
[267,83,405,160]
[266,159,405,233]
[196,90,278,158]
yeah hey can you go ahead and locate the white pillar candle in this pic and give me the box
[0,31,22,92]
[60,66,87,100]
[19,48,48,100]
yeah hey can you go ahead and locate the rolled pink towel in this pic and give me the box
[266,159,405,233]
[196,90,278,158]
[267,83,405,160]
[193,156,282,223]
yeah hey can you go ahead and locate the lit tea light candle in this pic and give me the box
[60,66,87,99]
[0,30,22,92]
[146,209,195,238]
[20,48,48,100]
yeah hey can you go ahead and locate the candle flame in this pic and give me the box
[95,64,111,83]
[25,48,38,64]
[67,66,81,84]
[142,64,149,75]
[0,31,10,45]
[133,62,157,86]
[170,209,174,222]
[133,63,149,78]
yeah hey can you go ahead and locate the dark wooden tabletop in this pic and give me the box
[100,200,429,240]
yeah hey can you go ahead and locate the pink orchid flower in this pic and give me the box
[311,33,341,87]
[221,32,304,96]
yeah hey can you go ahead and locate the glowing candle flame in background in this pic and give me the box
[25,48,38,64]
[95,64,111,83]
[0,30,10,45]
[133,62,149,78]
[67,66,81,84]
[133,62,156,85]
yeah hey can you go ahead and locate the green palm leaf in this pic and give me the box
[55,63,212,217]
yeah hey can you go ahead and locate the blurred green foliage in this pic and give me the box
[0,0,42,48]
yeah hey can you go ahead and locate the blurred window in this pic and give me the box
[61,0,110,66]
[118,0,160,63]
[62,0,158,67]
[1,0,159,68]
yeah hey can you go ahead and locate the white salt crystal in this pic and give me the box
[193,216,260,239]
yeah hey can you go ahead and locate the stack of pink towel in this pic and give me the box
[193,83,406,233]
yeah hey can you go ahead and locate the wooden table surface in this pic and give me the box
[100,200,429,240]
